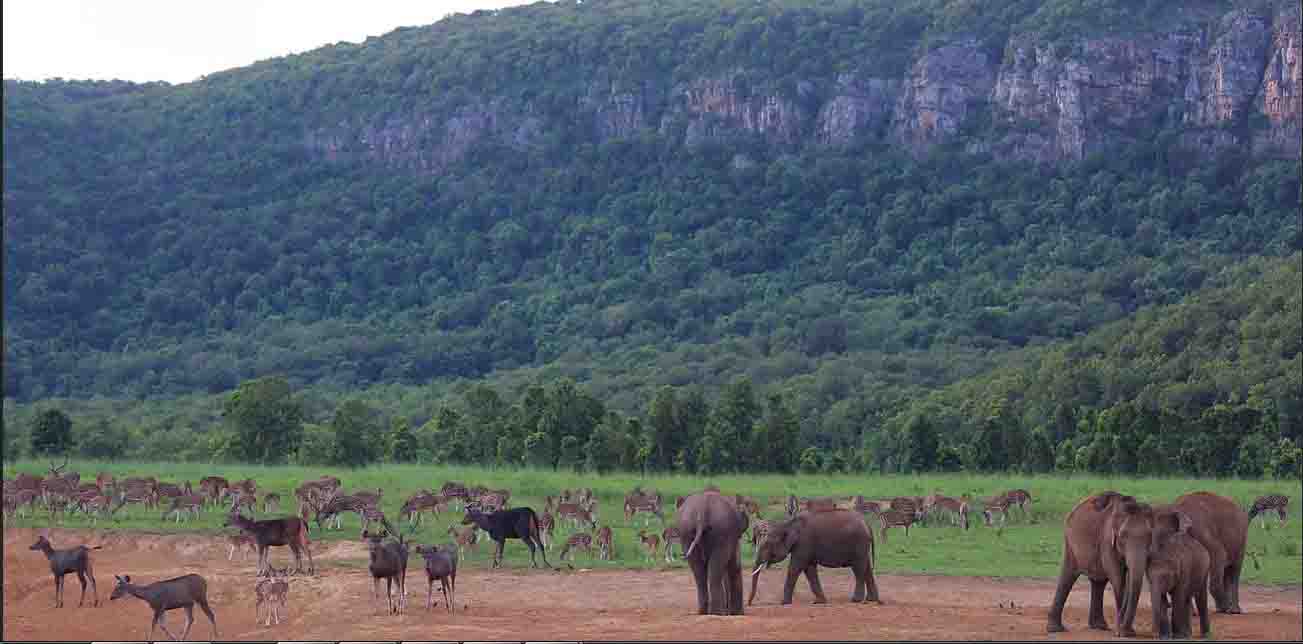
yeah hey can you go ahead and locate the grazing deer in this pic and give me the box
[925,495,970,530]
[1001,489,1033,518]
[362,518,408,616]
[111,574,218,640]
[416,544,458,612]
[555,502,598,530]
[596,525,615,560]
[981,495,1010,527]
[637,530,661,561]
[197,476,229,506]
[878,509,915,541]
[226,533,257,560]
[537,511,556,550]
[559,532,594,561]
[1249,494,1290,528]
[448,524,479,554]
[853,495,885,516]
[661,525,681,562]
[225,511,315,575]
[30,532,101,607]
[315,494,375,531]
[399,492,447,527]
[254,565,290,626]
[95,472,116,493]
[161,494,206,523]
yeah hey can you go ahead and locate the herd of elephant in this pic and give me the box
[674,487,1254,640]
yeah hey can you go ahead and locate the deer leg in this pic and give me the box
[76,569,88,607]
[155,610,177,641]
[181,605,195,641]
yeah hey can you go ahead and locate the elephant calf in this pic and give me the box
[1148,512,1211,640]
[749,509,881,606]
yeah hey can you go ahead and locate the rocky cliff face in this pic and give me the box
[306,5,1300,170]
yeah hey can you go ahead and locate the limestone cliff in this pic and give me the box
[306,5,1300,170]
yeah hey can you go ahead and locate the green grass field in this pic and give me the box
[4,460,1299,586]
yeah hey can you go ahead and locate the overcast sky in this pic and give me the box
[3,0,536,84]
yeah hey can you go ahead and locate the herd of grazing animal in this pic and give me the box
[7,463,1292,640]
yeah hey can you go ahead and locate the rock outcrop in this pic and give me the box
[306,5,1301,170]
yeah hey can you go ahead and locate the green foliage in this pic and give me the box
[30,408,73,456]
[330,399,382,468]
[75,418,128,460]
[223,376,305,464]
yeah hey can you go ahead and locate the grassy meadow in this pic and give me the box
[4,460,1299,586]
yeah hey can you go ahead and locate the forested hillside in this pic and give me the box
[3,0,1300,476]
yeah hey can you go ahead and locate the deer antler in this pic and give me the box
[380,514,403,546]
[49,455,69,475]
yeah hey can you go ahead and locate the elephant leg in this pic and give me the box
[1205,546,1232,613]
[781,562,802,605]
[1172,589,1192,639]
[850,562,866,603]
[863,557,882,603]
[1088,578,1111,631]
[707,551,728,615]
[687,552,709,613]
[1195,582,1211,637]
[1046,558,1080,633]
[804,565,829,604]
[726,545,744,615]
[1227,562,1244,614]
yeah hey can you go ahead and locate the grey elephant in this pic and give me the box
[748,508,880,606]
[1147,510,1211,640]
[675,488,749,615]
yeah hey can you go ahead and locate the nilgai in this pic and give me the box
[110,573,218,641]
[30,531,101,607]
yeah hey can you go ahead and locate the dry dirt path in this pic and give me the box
[5,528,1300,641]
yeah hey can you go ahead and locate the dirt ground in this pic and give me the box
[5,528,1300,641]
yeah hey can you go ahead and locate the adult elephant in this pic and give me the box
[1047,491,1158,635]
[1170,491,1248,614]
[748,508,880,606]
[676,488,749,615]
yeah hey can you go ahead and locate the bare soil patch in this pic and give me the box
[5,528,1300,641]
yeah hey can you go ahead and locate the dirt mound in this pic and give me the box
[5,528,1300,641]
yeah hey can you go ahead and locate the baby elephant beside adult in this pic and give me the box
[1147,511,1212,640]
[749,508,881,607]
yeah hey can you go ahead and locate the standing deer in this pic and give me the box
[254,565,290,626]
[447,525,479,556]
[661,525,681,562]
[30,532,101,607]
[596,525,615,560]
[559,532,594,561]
[111,573,218,640]
[160,494,206,523]
[637,530,661,562]
[537,511,556,550]
[226,533,257,560]
[416,544,458,612]
[362,517,408,616]
[225,511,315,575]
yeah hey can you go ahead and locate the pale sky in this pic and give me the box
[3,0,537,85]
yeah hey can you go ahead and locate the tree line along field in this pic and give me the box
[4,460,1300,586]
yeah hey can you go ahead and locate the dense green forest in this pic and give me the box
[3,0,1300,477]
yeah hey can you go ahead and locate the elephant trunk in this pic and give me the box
[1118,549,1148,636]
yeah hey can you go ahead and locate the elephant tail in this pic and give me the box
[684,520,705,558]
[868,532,876,567]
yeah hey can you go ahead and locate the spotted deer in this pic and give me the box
[878,509,916,541]
[1248,494,1290,528]
[1001,488,1033,518]
[749,518,774,547]
[161,494,206,523]
[926,495,971,530]
[198,476,229,507]
[254,565,290,626]
[559,532,594,561]
[853,495,885,516]
[447,525,479,556]
[623,498,663,524]
[476,492,509,513]
[314,494,375,531]
[981,495,1011,527]
[537,511,556,550]
[555,502,598,530]
[399,493,448,527]
[228,490,258,515]
[661,525,681,562]
[262,493,281,514]
[226,534,257,560]
[638,530,661,561]
[596,525,615,560]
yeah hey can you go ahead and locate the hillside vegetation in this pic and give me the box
[3,0,1300,478]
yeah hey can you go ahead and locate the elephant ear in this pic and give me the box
[783,516,805,553]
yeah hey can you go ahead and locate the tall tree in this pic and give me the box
[31,408,73,456]
[222,377,304,464]
[331,399,382,468]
